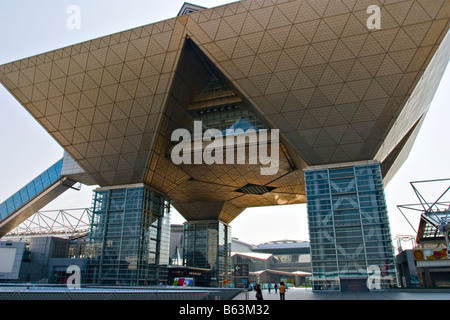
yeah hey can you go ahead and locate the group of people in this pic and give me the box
[252,281,286,300]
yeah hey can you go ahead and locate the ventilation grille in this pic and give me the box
[236,184,276,195]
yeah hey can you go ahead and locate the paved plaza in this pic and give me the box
[233,287,450,300]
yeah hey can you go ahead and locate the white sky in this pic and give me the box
[0,0,449,249]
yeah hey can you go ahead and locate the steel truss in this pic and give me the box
[397,179,450,247]
[2,208,92,240]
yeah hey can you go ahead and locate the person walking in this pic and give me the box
[279,282,286,300]
[267,282,271,294]
[255,284,264,300]
[274,282,278,294]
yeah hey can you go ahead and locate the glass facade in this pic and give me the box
[187,103,267,136]
[304,162,397,291]
[0,159,63,221]
[183,220,231,287]
[84,185,171,285]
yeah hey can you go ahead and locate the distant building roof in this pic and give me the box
[254,240,310,252]
[250,269,311,276]
[231,237,256,252]
[231,252,273,260]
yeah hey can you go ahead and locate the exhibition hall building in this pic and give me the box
[0,0,449,291]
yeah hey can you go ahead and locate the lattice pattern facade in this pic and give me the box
[305,162,397,291]
[84,186,171,285]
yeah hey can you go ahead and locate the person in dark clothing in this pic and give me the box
[255,284,264,300]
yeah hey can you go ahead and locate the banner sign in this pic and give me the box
[413,248,448,261]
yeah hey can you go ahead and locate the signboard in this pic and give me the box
[235,277,249,289]
[413,248,448,261]
[173,277,194,286]
[234,264,249,277]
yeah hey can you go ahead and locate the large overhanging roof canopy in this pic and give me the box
[1,0,449,223]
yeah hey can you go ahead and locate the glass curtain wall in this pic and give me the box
[183,220,231,287]
[187,103,267,136]
[0,159,63,220]
[85,185,171,285]
[304,162,397,291]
